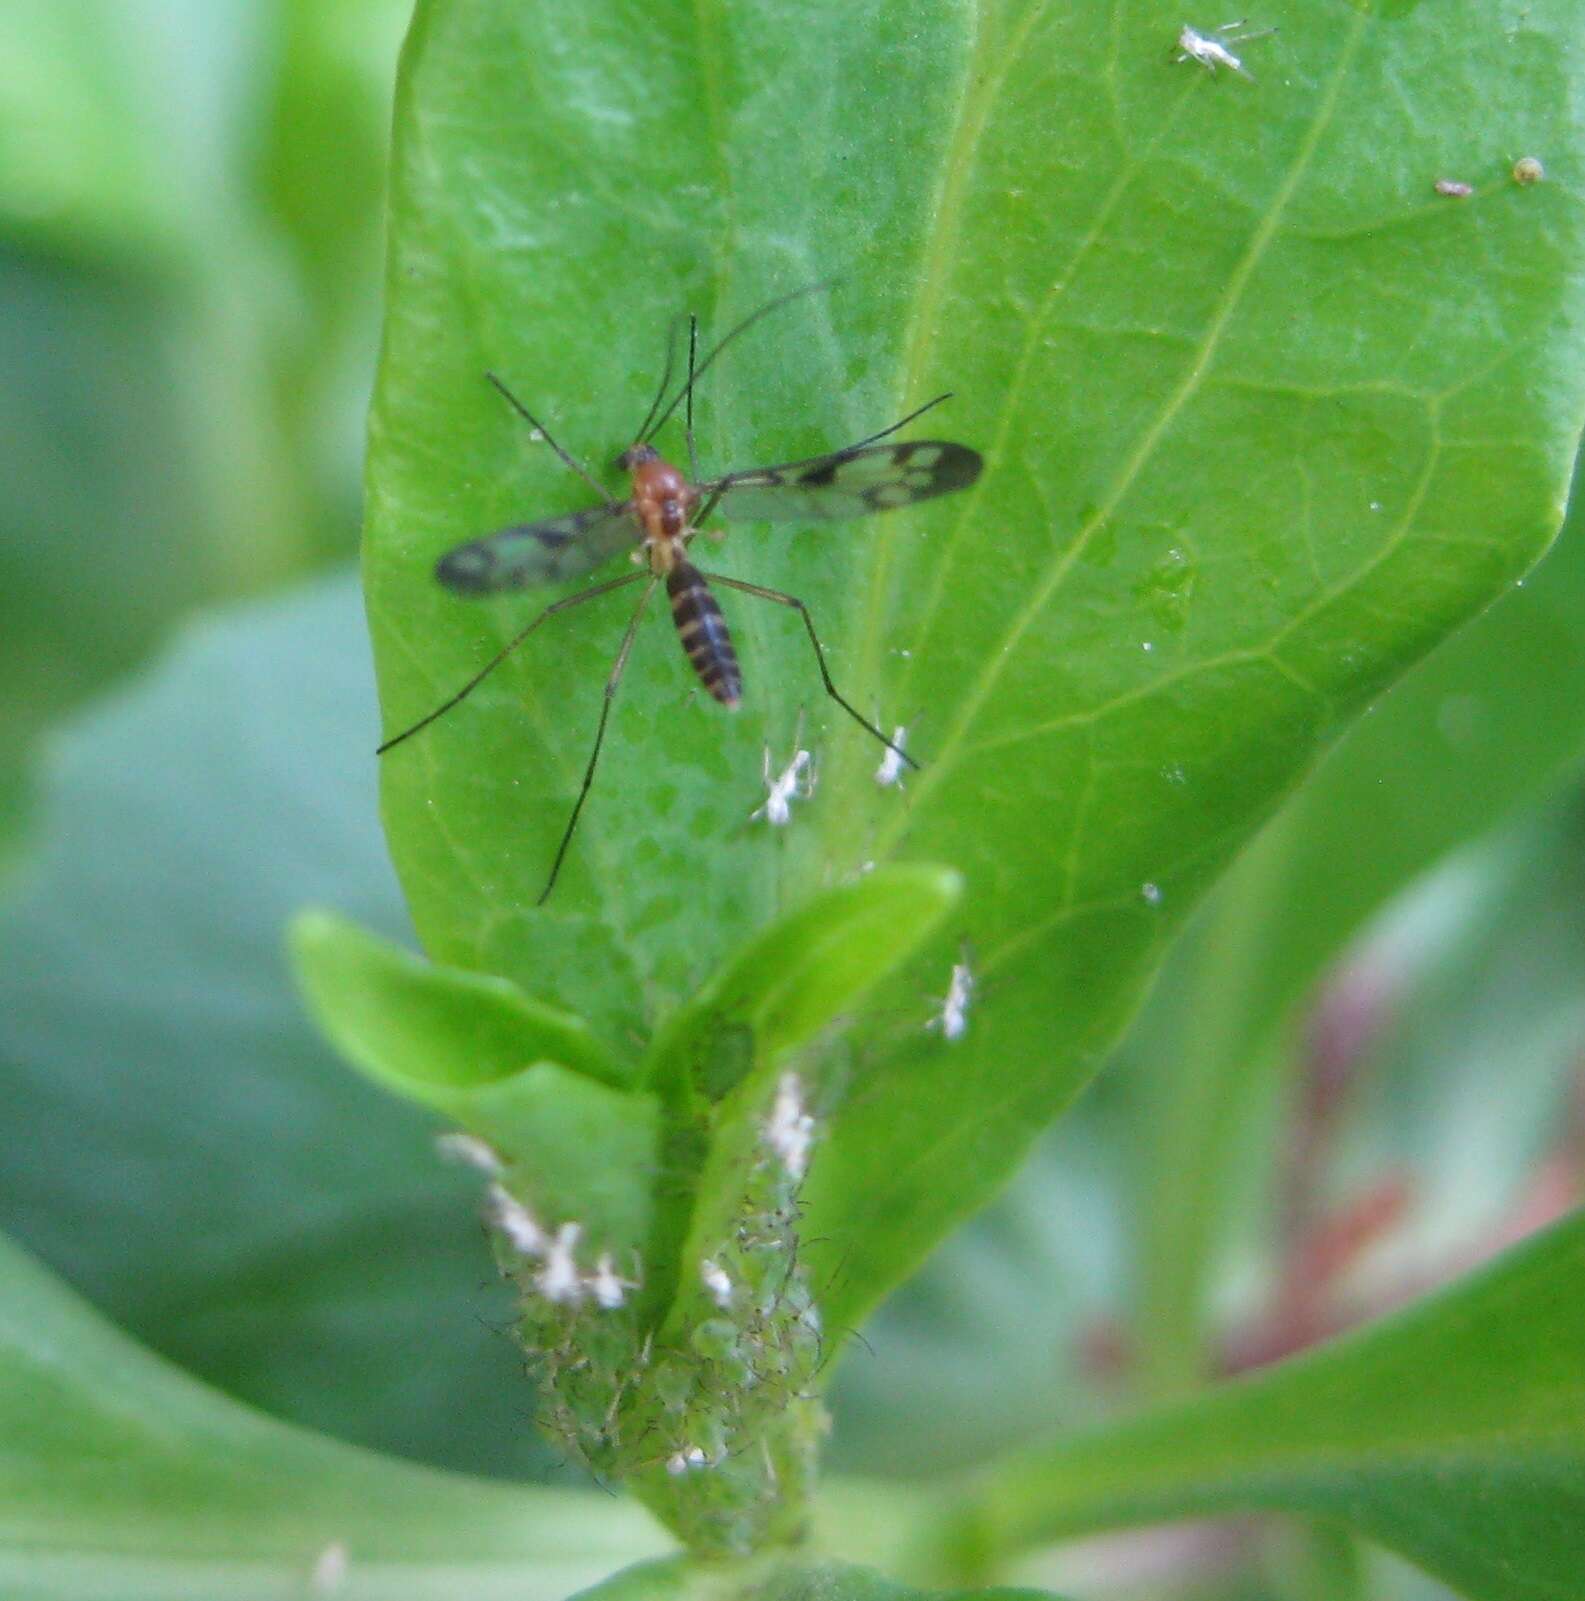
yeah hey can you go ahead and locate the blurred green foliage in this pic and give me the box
[0,0,409,847]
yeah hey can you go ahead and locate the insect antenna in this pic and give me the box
[641,276,836,444]
[684,313,700,481]
[630,311,687,445]
[841,390,954,451]
[485,372,615,506]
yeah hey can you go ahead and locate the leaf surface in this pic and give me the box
[0,1233,670,1600]
[368,0,1585,1330]
[570,1556,1063,1601]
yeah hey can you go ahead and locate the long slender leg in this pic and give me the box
[485,372,615,506]
[376,572,645,754]
[693,479,729,529]
[703,573,917,771]
[538,576,659,904]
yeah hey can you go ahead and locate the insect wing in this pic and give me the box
[711,439,981,523]
[435,502,637,593]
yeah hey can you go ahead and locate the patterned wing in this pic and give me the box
[710,440,982,523]
[435,502,637,593]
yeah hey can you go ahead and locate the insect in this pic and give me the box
[927,947,975,1042]
[378,284,983,901]
[874,723,910,788]
[1173,20,1273,80]
[752,723,815,827]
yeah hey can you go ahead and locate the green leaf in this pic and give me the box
[294,909,663,1254]
[834,776,1585,1573]
[0,1232,671,1599]
[642,863,960,1316]
[570,1556,1063,1601]
[644,866,962,1107]
[826,1105,1125,1479]
[292,907,634,1090]
[0,1,404,844]
[834,779,1585,1482]
[1124,499,1585,1391]
[945,1211,1585,1601]
[367,0,1585,1337]
[0,575,561,1479]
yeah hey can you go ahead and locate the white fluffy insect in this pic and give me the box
[752,732,815,826]
[873,724,909,787]
[756,748,813,824]
[485,1182,547,1257]
[765,1071,816,1179]
[536,1221,585,1304]
[586,1250,637,1310]
[435,1130,504,1177]
[700,1257,734,1309]
[1174,20,1273,80]
[928,951,975,1043]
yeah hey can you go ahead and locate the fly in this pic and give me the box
[378,283,983,901]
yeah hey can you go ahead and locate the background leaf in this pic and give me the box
[0,1233,670,1601]
[293,908,633,1090]
[0,0,407,849]
[945,1210,1585,1601]
[569,1556,1062,1601]
[366,0,1585,1342]
[830,769,1585,1529]
[0,575,560,1479]
[1121,500,1585,1392]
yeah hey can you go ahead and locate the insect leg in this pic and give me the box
[485,373,616,506]
[538,576,659,904]
[693,479,729,529]
[703,574,917,771]
[376,571,646,754]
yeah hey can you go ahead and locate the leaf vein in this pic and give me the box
[875,5,1373,855]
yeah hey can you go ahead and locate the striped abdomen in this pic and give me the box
[667,563,741,707]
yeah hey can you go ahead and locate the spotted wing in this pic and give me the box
[710,440,982,523]
[435,502,637,593]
